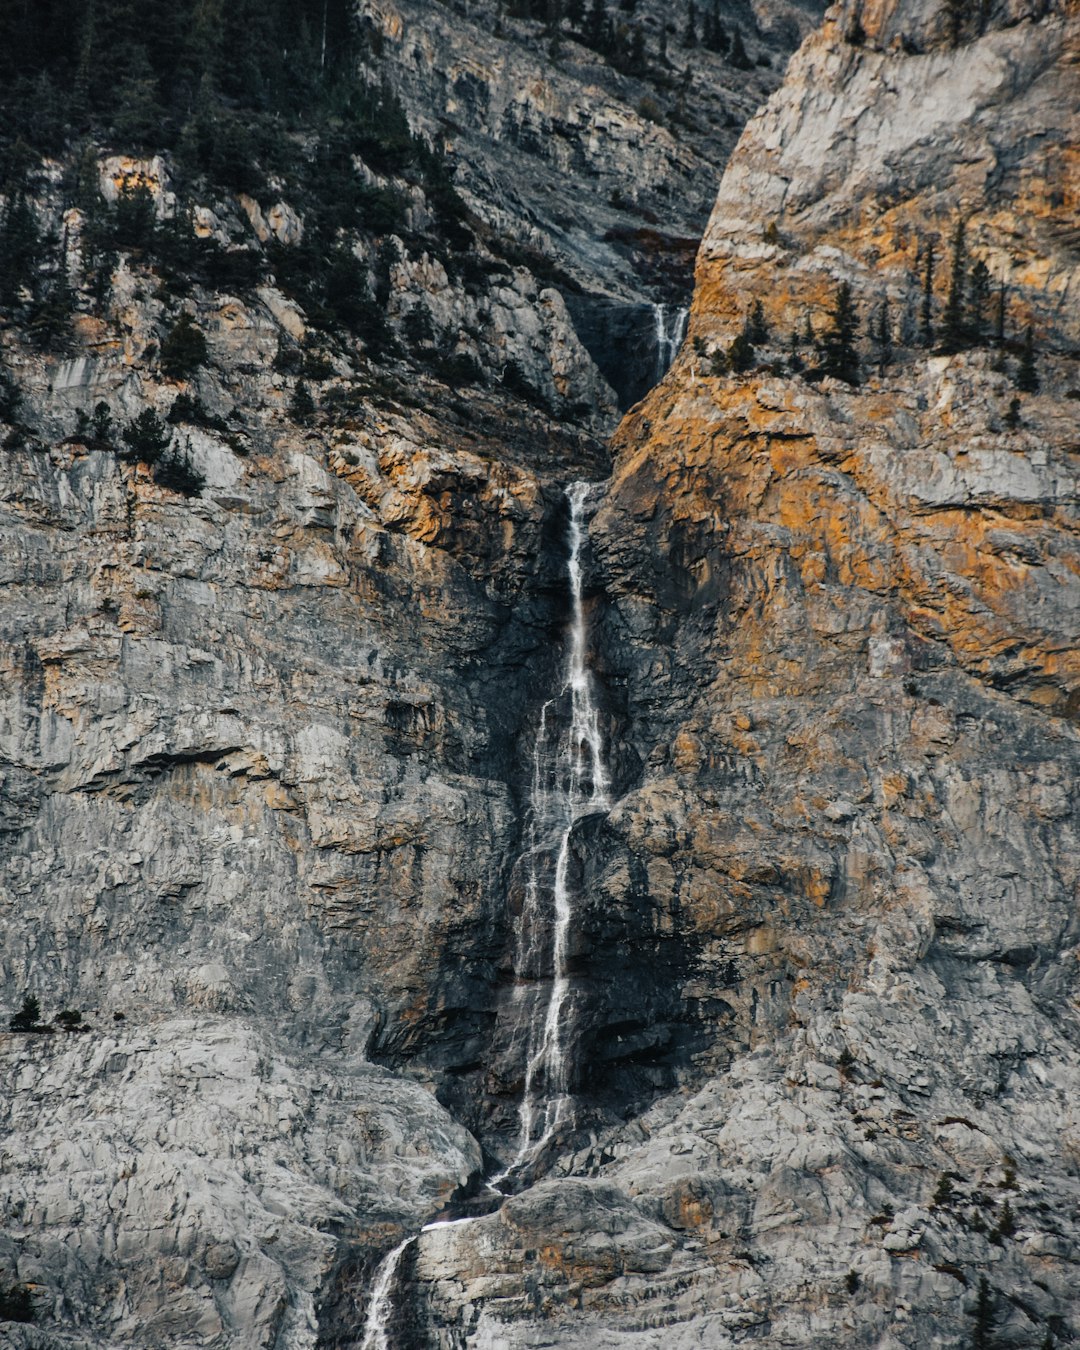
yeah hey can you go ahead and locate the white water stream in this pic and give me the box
[359,1236,415,1350]
[360,483,611,1343]
[492,480,610,1183]
[654,304,689,381]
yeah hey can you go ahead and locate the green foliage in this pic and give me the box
[940,216,968,354]
[817,280,860,385]
[919,237,935,348]
[168,392,226,432]
[967,259,991,343]
[993,1198,1016,1239]
[728,28,752,69]
[28,269,76,351]
[152,440,205,496]
[113,183,156,251]
[970,1276,994,1348]
[402,304,436,350]
[436,351,483,386]
[727,330,755,373]
[0,1282,34,1323]
[932,1172,955,1208]
[56,1008,83,1030]
[1003,396,1021,430]
[746,299,768,346]
[684,0,697,46]
[0,366,20,422]
[159,312,208,380]
[9,994,42,1031]
[873,298,893,370]
[289,380,316,423]
[0,193,42,306]
[844,1270,859,1294]
[121,408,171,463]
[90,401,114,444]
[703,2,728,53]
[1015,327,1039,393]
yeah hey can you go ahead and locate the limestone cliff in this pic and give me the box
[1,0,1079,1347]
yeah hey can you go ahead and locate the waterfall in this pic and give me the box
[654,303,689,381]
[359,1236,415,1350]
[493,481,611,1184]
[355,483,610,1337]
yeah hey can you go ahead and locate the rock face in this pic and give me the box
[398,0,1080,1346]
[361,0,824,402]
[2,0,1079,1348]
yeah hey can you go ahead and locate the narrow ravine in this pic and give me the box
[358,480,613,1345]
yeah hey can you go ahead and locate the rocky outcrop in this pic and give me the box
[361,0,825,402]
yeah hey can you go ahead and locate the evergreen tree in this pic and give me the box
[0,365,21,422]
[970,1276,994,1349]
[113,183,157,250]
[153,439,205,496]
[565,0,585,27]
[703,1,728,52]
[874,297,892,371]
[818,281,860,384]
[28,268,75,351]
[940,216,968,353]
[121,408,172,463]
[919,237,935,348]
[684,0,697,46]
[1016,326,1039,393]
[729,27,752,68]
[289,380,316,423]
[160,313,209,379]
[994,279,1007,344]
[9,993,42,1031]
[727,329,754,372]
[585,0,609,48]
[747,298,768,345]
[0,193,42,307]
[967,259,991,344]
[628,26,647,74]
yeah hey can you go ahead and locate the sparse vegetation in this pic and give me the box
[970,1276,994,1348]
[159,312,208,380]
[8,993,43,1032]
[120,409,172,464]
[0,1282,34,1323]
[817,281,860,385]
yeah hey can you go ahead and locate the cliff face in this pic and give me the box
[2,1,1079,1348]
[406,0,1080,1345]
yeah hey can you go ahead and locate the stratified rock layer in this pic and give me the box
[408,0,1080,1345]
[1,0,1078,1347]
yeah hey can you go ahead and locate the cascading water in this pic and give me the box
[654,303,689,382]
[359,1236,415,1350]
[493,480,610,1183]
[357,483,611,1337]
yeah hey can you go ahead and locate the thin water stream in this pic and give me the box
[654,304,689,382]
[359,482,611,1345]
